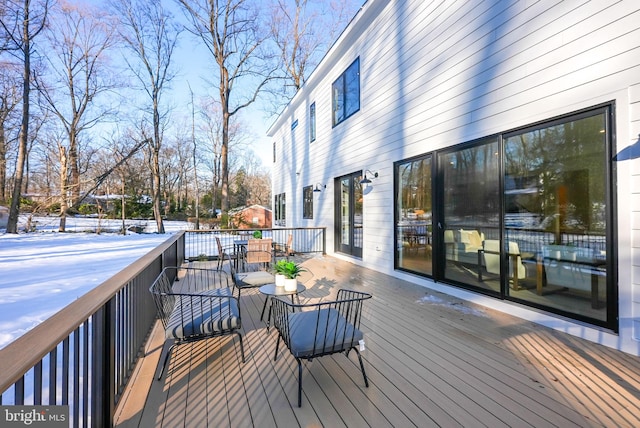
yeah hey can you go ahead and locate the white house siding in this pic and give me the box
[631,82,640,349]
[268,0,640,356]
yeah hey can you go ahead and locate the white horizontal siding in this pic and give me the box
[270,0,640,353]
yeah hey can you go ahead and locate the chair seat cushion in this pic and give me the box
[165,288,240,340]
[234,271,275,288]
[287,308,363,358]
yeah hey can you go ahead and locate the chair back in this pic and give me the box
[286,233,293,254]
[246,238,272,264]
[271,289,372,359]
[215,236,224,257]
[483,240,525,278]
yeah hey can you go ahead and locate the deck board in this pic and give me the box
[114,255,640,428]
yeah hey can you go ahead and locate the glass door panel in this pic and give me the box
[335,172,363,257]
[439,139,500,294]
[396,155,433,275]
[503,110,610,322]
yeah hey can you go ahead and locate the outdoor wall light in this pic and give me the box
[360,170,379,184]
[313,183,326,192]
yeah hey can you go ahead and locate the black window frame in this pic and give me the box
[332,57,360,127]
[309,102,316,142]
[274,192,286,226]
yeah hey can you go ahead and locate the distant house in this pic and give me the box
[268,0,640,357]
[229,205,272,229]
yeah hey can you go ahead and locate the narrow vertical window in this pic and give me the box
[275,193,286,226]
[309,102,316,143]
[303,185,313,219]
[273,141,276,163]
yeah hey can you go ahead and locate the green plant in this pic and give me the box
[252,230,262,239]
[197,253,208,261]
[281,260,306,279]
[273,259,288,275]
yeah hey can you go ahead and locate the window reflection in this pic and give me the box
[396,156,432,275]
[441,139,500,293]
[504,112,608,320]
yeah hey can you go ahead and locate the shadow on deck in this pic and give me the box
[114,255,640,427]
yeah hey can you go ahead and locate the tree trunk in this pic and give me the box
[151,91,164,233]
[58,145,68,232]
[6,8,31,234]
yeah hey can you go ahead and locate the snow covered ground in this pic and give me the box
[0,216,192,349]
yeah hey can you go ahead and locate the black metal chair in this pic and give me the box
[149,266,245,379]
[271,289,372,407]
[215,236,240,269]
[228,242,275,296]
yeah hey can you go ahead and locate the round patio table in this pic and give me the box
[259,283,306,328]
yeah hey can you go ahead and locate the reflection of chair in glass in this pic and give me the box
[444,230,455,260]
[271,289,372,407]
[542,245,602,307]
[481,240,527,289]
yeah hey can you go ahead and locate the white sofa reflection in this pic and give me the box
[444,229,484,266]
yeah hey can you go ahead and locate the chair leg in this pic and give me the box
[274,335,281,361]
[158,343,176,380]
[354,348,369,388]
[297,358,303,407]
[235,331,245,363]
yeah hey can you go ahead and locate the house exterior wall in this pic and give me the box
[268,0,640,356]
[230,205,272,229]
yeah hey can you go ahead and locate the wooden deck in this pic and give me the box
[114,255,640,427]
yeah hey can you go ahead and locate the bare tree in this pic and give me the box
[176,0,277,223]
[112,0,181,234]
[268,0,361,109]
[0,0,51,233]
[0,61,21,202]
[38,1,118,231]
[197,96,247,214]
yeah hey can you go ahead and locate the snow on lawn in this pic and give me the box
[0,216,192,349]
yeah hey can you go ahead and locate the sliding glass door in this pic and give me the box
[438,138,501,294]
[393,105,615,329]
[395,155,433,275]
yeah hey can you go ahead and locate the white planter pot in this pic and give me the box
[284,278,298,292]
[275,274,285,287]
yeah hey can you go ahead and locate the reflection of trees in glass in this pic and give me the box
[443,139,499,224]
[504,112,606,233]
[398,156,431,218]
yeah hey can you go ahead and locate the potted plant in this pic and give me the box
[252,230,262,239]
[273,259,288,287]
[282,260,306,291]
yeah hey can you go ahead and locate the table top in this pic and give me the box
[259,283,306,296]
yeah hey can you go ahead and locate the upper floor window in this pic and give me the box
[332,57,360,126]
[273,141,276,163]
[309,102,316,142]
[303,185,313,219]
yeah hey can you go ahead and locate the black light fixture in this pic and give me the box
[360,170,379,184]
[313,183,326,192]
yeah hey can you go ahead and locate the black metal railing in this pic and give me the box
[185,227,326,260]
[0,232,185,427]
[0,227,323,427]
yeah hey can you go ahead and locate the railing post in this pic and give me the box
[92,301,115,427]
[322,227,327,255]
